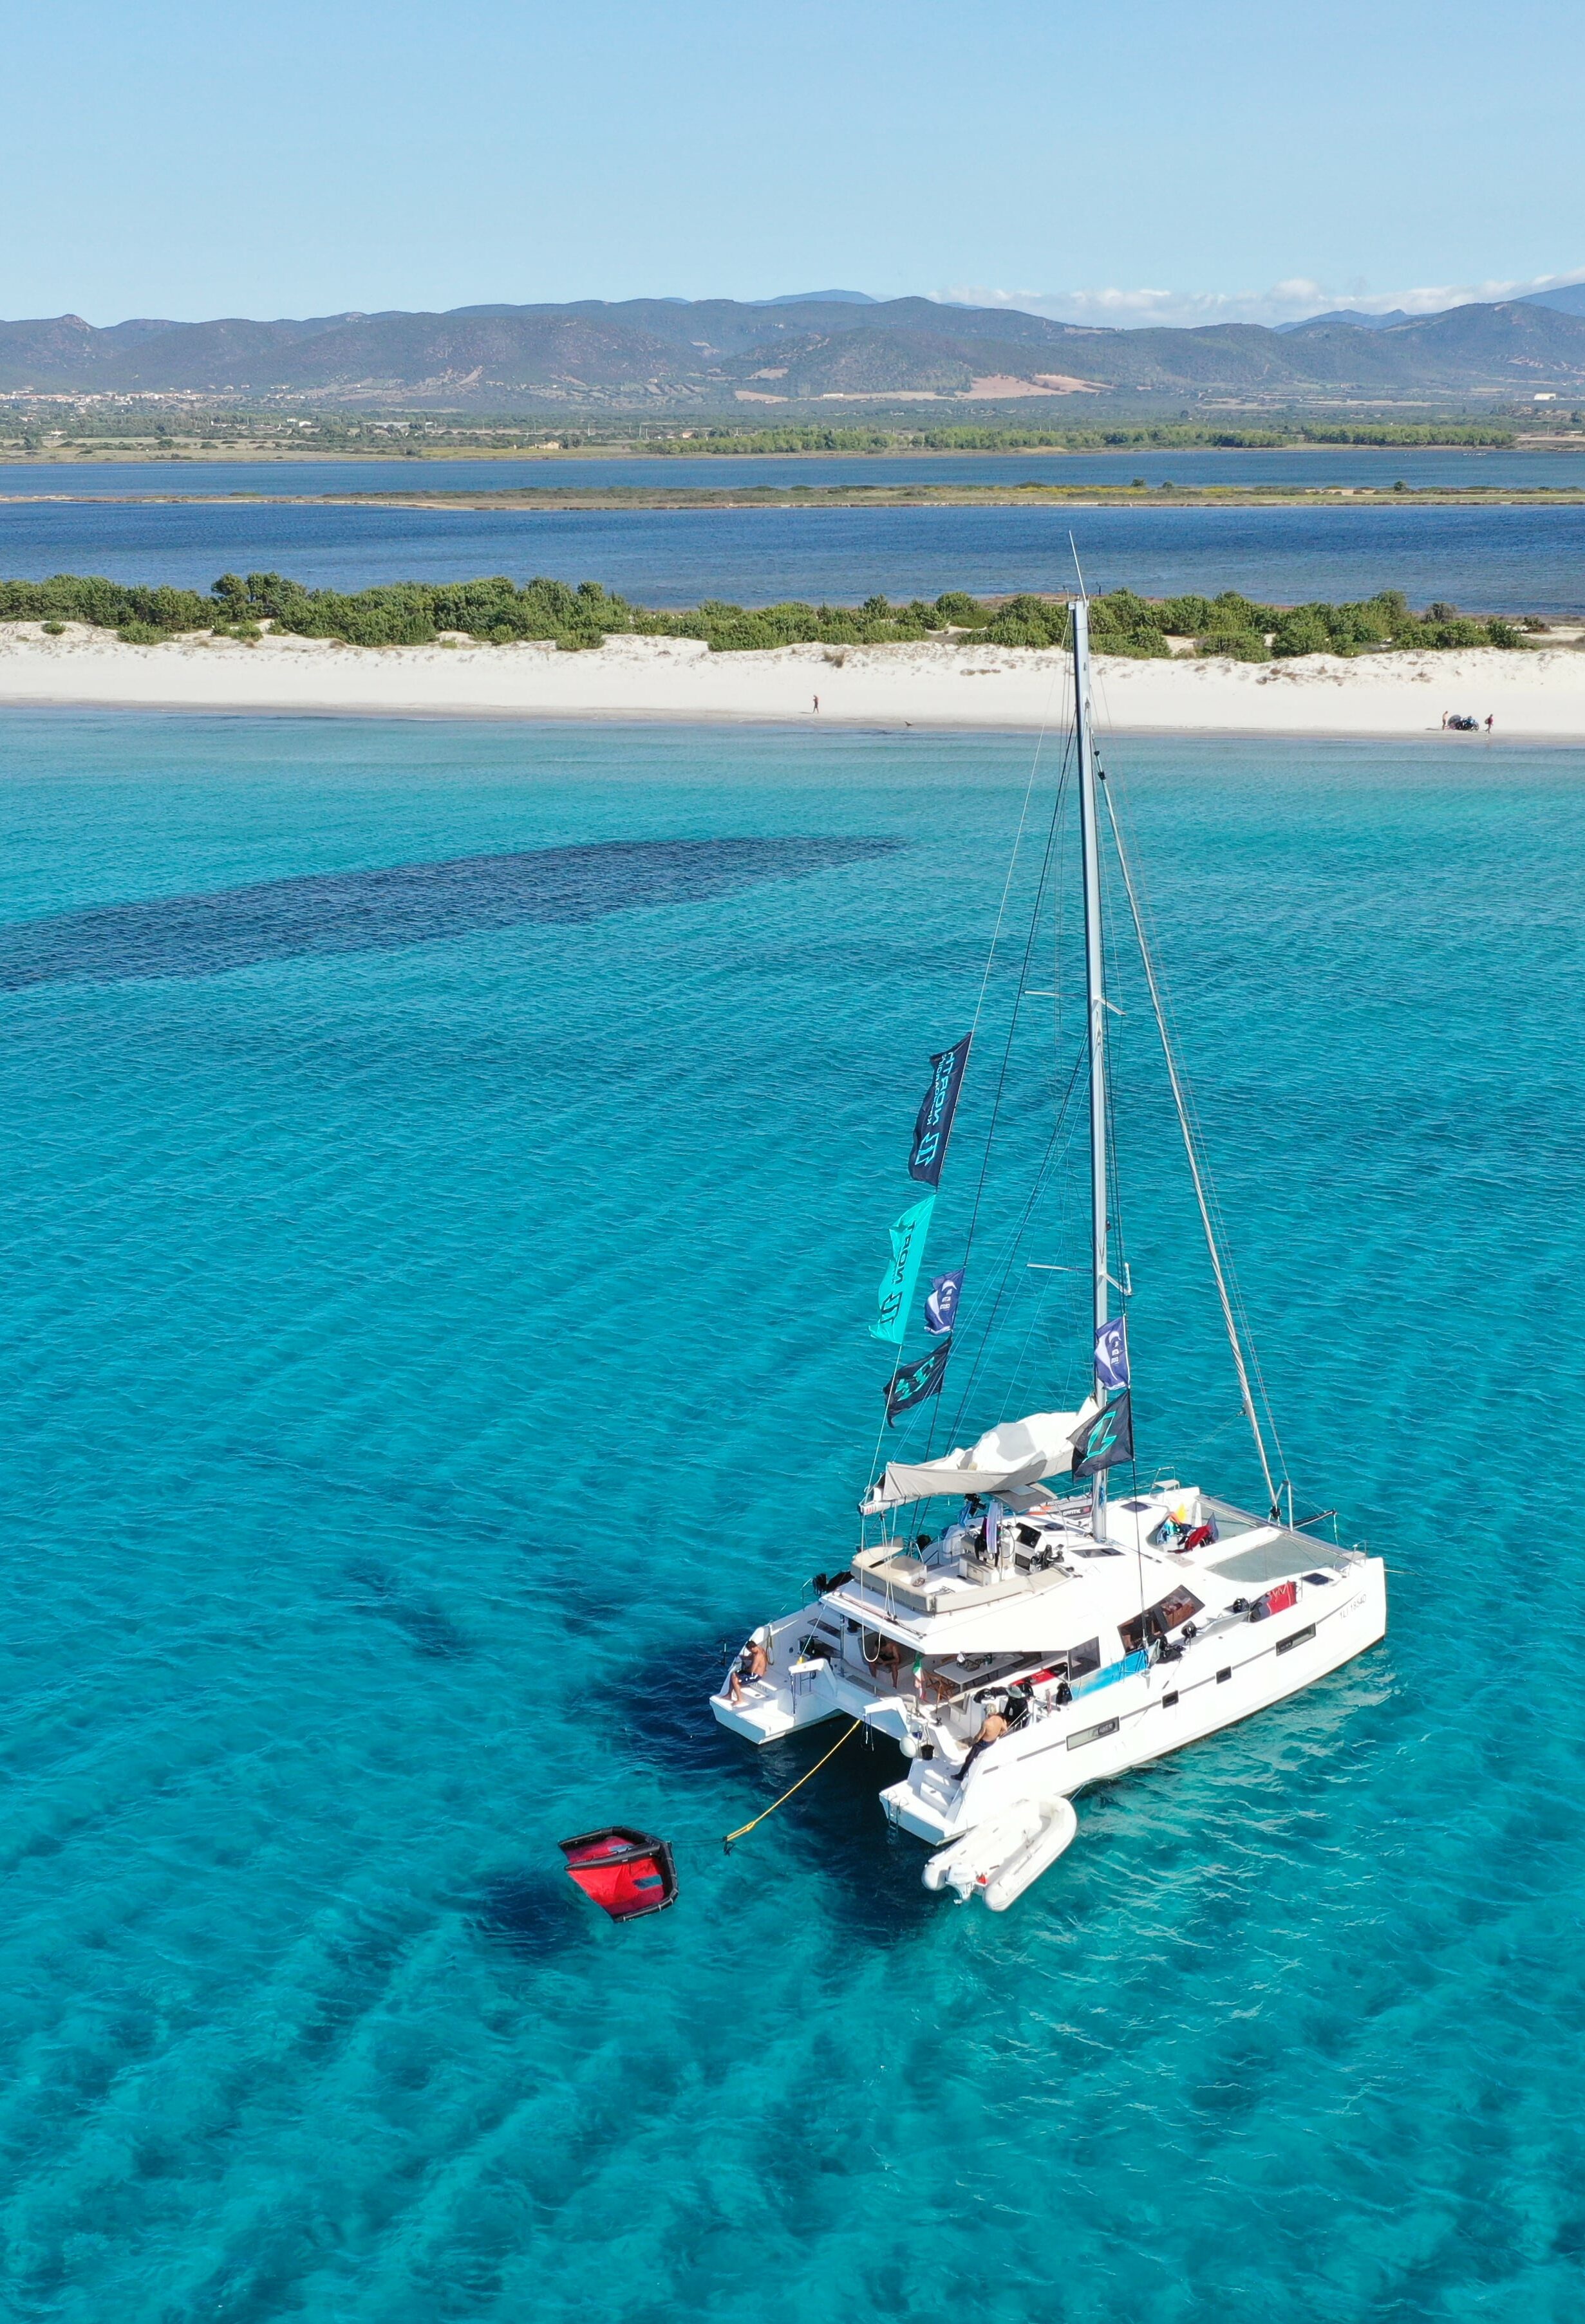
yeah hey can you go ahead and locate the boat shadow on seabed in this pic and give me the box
[470,1868,594,1963]
[600,1642,941,1940]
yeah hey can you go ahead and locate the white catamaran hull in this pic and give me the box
[710,1489,1387,1902]
[880,1555,1385,1845]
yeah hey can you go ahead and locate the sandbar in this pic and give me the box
[1,625,1583,740]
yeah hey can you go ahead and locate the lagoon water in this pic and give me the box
[2,709,1584,2320]
[4,494,1585,613]
[6,447,1585,497]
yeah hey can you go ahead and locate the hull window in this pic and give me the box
[1275,1624,1318,1655]
[1067,1716,1121,1751]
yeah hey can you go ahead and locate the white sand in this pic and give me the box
[2,624,1584,739]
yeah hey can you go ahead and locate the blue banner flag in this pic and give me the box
[924,1268,964,1337]
[1071,1391,1134,1479]
[885,1337,952,1425]
[908,1035,972,1187]
[872,1195,935,1345]
[1094,1315,1130,1393]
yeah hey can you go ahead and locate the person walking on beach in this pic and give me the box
[1485,714,1494,733]
[812,694,820,712]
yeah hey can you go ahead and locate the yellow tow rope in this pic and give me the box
[722,1720,861,1851]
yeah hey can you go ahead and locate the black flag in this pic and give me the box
[1071,1391,1133,1478]
[884,1336,952,1425]
[908,1034,972,1186]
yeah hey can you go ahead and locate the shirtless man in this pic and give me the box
[729,1631,770,1705]
[955,1698,1011,1783]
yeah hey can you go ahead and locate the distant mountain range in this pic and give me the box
[1521,279,1585,318]
[1277,283,1585,332]
[1273,309,1412,333]
[3,288,1584,407]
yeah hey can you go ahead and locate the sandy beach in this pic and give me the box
[3,622,1584,738]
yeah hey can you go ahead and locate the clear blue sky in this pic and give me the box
[5,0,1581,326]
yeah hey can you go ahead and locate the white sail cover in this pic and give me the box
[860,1402,1099,1512]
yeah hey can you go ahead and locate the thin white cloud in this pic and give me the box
[933,268,1585,331]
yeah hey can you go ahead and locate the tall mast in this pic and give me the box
[1073,596,1111,1539]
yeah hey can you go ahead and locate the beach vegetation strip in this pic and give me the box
[0,573,1546,660]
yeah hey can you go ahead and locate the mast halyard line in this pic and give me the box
[1098,778,1280,1512]
[1072,596,1111,1542]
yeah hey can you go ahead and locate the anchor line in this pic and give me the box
[722,1721,861,1851]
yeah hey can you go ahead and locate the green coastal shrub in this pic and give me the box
[0,572,1537,660]
[1198,631,1271,662]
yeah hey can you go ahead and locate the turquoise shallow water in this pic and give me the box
[2,711,1584,2322]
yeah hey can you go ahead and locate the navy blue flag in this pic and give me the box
[908,1035,972,1186]
[1071,1391,1134,1478]
[884,1337,952,1424]
[1094,1315,1130,1394]
[923,1268,964,1337]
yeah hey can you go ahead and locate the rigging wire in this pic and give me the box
[859,667,1070,1527]
[936,735,1078,1445]
[942,1042,1088,1436]
[1097,772,1282,1512]
[1098,752,1293,1504]
[952,737,1077,1294]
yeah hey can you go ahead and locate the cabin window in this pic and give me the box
[1275,1624,1317,1655]
[1055,1637,1101,1681]
[1067,1716,1120,1751]
[1118,1586,1205,1655]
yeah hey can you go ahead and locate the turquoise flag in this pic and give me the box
[872,1194,935,1345]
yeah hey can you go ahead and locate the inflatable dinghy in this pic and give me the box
[559,1827,678,1921]
[923,1798,1078,1908]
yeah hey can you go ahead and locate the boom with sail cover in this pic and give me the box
[861,1399,1100,1511]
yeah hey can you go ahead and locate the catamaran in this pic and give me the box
[711,593,1387,1909]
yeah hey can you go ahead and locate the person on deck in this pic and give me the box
[869,1633,906,1689]
[954,1698,1011,1783]
[729,1632,770,1705]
